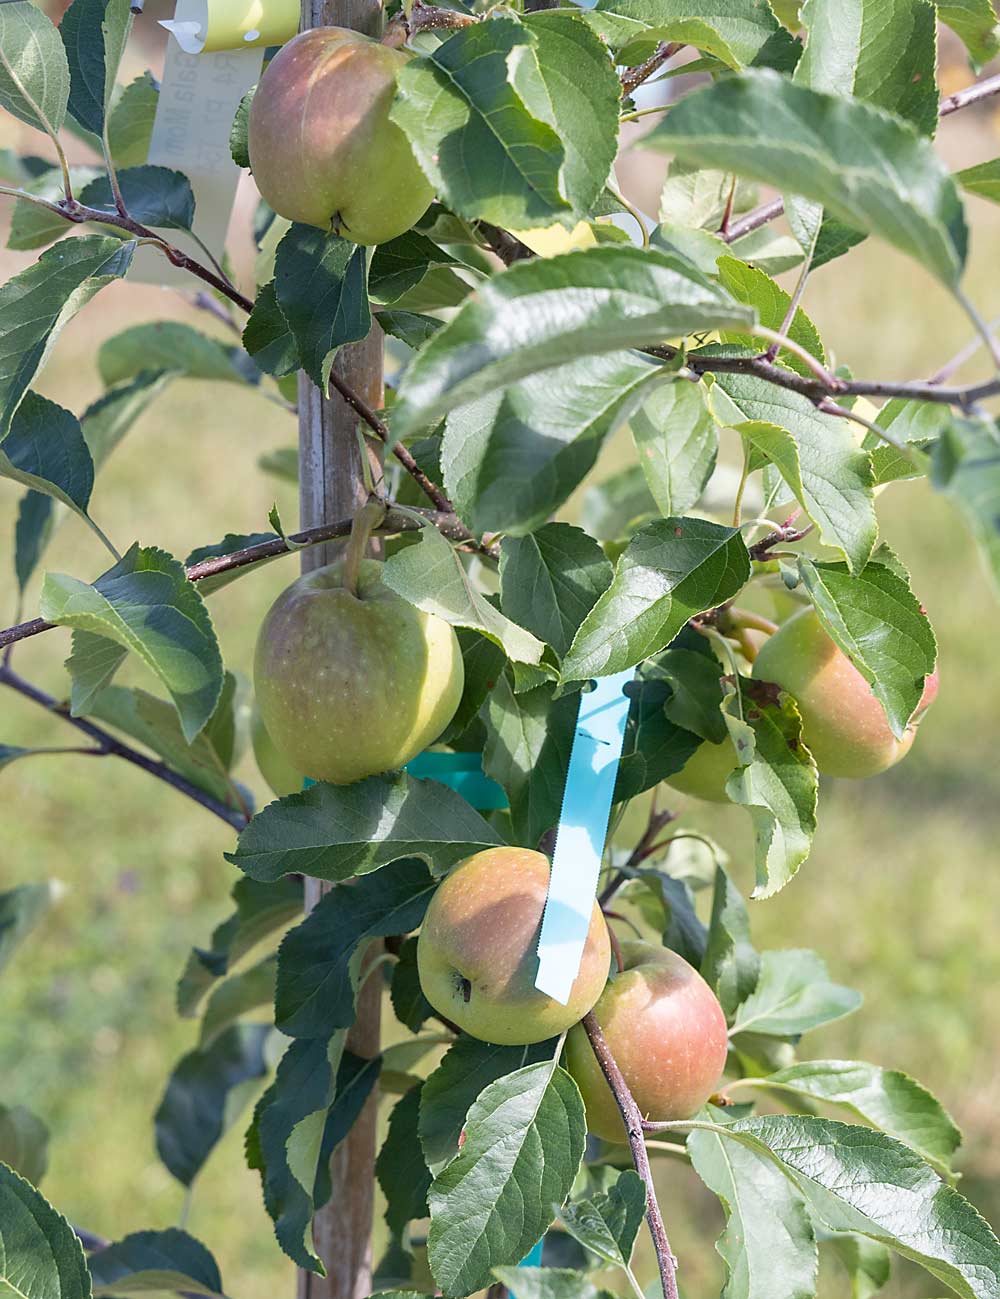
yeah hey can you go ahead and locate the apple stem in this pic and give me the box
[343,498,388,598]
[582,1012,681,1299]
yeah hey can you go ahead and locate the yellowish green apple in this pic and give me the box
[251,709,303,797]
[417,847,611,1045]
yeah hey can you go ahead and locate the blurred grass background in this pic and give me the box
[1,22,1000,1299]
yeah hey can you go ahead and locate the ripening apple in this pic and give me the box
[248,27,433,244]
[752,607,938,778]
[254,559,463,785]
[251,709,303,797]
[565,941,728,1142]
[417,847,612,1045]
[665,735,737,804]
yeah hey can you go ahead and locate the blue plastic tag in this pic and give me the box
[405,751,508,811]
[535,669,634,1005]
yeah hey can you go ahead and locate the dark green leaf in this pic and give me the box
[558,1169,646,1268]
[0,1,69,137]
[155,1023,269,1186]
[658,647,728,743]
[438,629,507,746]
[81,166,195,232]
[61,0,132,134]
[0,391,96,534]
[369,230,465,305]
[230,86,253,168]
[184,530,281,597]
[89,1229,225,1298]
[275,859,436,1039]
[14,490,54,593]
[585,0,800,69]
[377,309,443,350]
[98,322,252,387]
[378,1086,432,1236]
[390,937,435,1034]
[227,773,503,884]
[701,864,760,1018]
[731,949,861,1037]
[392,246,754,439]
[64,630,127,717]
[243,281,298,378]
[0,883,50,975]
[561,518,751,680]
[613,672,702,802]
[631,379,719,516]
[197,957,274,1048]
[500,525,613,660]
[41,543,224,743]
[273,225,370,389]
[0,1164,89,1299]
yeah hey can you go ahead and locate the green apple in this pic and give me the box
[665,736,737,803]
[254,558,463,785]
[417,847,612,1045]
[752,607,938,778]
[251,709,303,798]
[565,940,728,1141]
[248,27,433,244]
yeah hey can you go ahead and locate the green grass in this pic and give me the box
[2,120,1000,1299]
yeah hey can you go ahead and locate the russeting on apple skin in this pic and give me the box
[248,26,433,244]
[253,559,463,785]
[417,847,612,1045]
[565,940,728,1142]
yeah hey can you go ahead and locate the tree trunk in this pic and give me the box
[296,0,385,1292]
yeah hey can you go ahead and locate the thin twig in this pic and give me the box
[599,804,677,906]
[939,72,1000,116]
[620,42,681,97]
[582,1012,680,1299]
[929,313,1000,384]
[0,665,248,830]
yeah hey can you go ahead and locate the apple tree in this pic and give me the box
[2,0,1000,1298]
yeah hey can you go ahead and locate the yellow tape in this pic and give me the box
[161,0,298,54]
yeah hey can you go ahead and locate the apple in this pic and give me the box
[752,607,938,778]
[665,736,737,803]
[251,709,303,798]
[564,941,728,1142]
[254,558,463,785]
[248,27,433,244]
[416,847,611,1045]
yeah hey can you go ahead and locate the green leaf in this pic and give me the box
[0,1163,90,1299]
[701,865,760,1018]
[377,1086,432,1237]
[0,1104,49,1186]
[98,322,253,387]
[427,1061,586,1296]
[392,246,754,440]
[520,11,622,220]
[0,1,69,138]
[227,773,503,884]
[198,957,275,1048]
[931,418,1000,595]
[41,543,224,743]
[499,525,613,660]
[558,1169,646,1268]
[646,69,967,286]
[631,379,719,517]
[796,556,937,739]
[60,0,132,134]
[584,0,799,70]
[760,1060,961,1178]
[391,18,568,230]
[87,677,248,813]
[439,629,507,746]
[709,371,877,574]
[184,530,281,597]
[83,370,174,469]
[625,868,707,966]
[482,675,577,847]
[0,391,96,534]
[731,949,861,1037]
[420,1035,557,1174]
[717,256,826,376]
[0,235,134,436]
[719,678,818,897]
[89,1230,225,1298]
[7,166,102,252]
[81,166,195,232]
[718,1114,1000,1299]
[177,876,303,1018]
[795,0,938,135]
[864,398,948,485]
[688,1122,818,1299]
[369,230,467,305]
[273,225,371,389]
[441,353,661,535]
[106,71,158,167]
[155,1022,269,1186]
[936,0,1000,66]
[378,309,443,350]
[581,465,657,543]
[230,86,252,169]
[0,883,51,975]
[492,1268,612,1299]
[959,158,1000,206]
[658,646,729,743]
[64,630,127,716]
[614,673,702,801]
[389,936,434,1034]
[383,522,547,667]
[826,1233,892,1299]
[243,281,298,379]
[275,860,435,1039]
[14,490,54,594]
[561,517,751,681]
[254,1039,380,1270]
